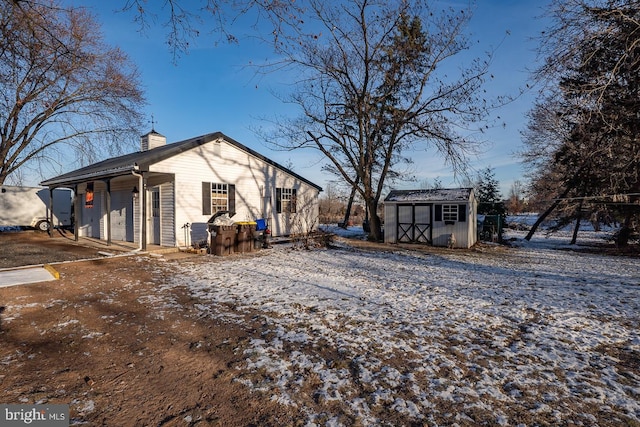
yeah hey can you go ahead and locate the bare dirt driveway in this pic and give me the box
[0,231,300,426]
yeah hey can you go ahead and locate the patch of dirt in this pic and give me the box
[556,241,640,257]
[0,230,108,268]
[0,238,301,426]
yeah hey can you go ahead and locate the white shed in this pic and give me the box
[41,131,322,250]
[383,188,477,248]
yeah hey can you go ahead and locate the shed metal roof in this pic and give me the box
[41,132,322,191]
[385,188,474,203]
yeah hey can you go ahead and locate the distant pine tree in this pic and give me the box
[476,167,504,215]
[476,167,506,241]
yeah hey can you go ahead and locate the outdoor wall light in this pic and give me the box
[132,186,139,197]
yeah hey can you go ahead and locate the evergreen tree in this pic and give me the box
[523,0,640,245]
[475,166,506,241]
[475,167,504,214]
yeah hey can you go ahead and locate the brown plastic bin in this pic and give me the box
[235,221,257,254]
[211,225,236,256]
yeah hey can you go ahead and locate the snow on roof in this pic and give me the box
[384,188,473,202]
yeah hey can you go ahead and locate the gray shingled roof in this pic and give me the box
[385,188,473,202]
[41,132,322,191]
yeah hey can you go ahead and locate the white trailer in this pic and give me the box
[0,186,72,231]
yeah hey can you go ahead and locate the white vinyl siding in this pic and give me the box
[161,182,175,246]
[150,138,319,243]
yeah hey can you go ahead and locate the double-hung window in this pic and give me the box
[276,188,297,213]
[202,182,236,215]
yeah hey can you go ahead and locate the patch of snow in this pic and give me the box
[72,399,95,414]
[154,224,640,424]
[81,332,103,339]
[56,319,80,328]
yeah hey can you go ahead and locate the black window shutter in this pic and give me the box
[228,184,236,215]
[458,204,467,222]
[291,188,297,213]
[202,182,211,215]
[435,204,442,221]
[276,188,282,213]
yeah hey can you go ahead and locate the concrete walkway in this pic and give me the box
[0,265,58,288]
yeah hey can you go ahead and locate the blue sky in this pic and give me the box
[65,0,550,197]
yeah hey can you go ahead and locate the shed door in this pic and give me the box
[397,204,432,244]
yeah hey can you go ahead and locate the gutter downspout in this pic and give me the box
[132,165,144,251]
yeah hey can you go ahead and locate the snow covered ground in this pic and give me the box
[161,223,639,426]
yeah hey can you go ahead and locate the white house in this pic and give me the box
[41,131,322,250]
[383,188,477,248]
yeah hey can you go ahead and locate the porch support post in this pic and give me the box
[105,179,112,246]
[141,176,147,251]
[74,185,79,242]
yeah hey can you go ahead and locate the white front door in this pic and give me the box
[148,187,161,245]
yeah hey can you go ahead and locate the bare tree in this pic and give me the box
[318,181,348,224]
[0,0,145,185]
[257,0,500,240]
[118,0,309,61]
[506,180,526,214]
[419,177,443,190]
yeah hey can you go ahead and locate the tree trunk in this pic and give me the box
[570,201,583,245]
[364,199,383,241]
[525,200,561,241]
[525,186,572,241]
[341,184,358,228]
[616,213,633,247]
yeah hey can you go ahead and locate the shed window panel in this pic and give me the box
[442,204,458,221]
